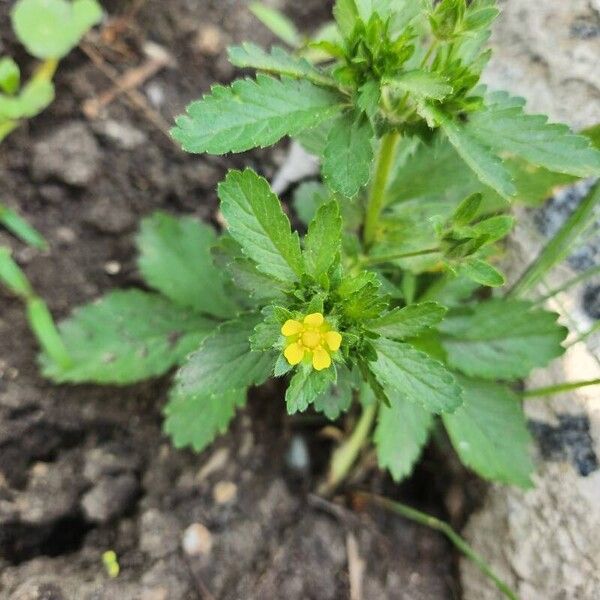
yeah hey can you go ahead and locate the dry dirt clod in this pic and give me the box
[80,474,138,524]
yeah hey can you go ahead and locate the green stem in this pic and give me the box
[0,202,48,250]
[362,247,441,266]
[318,403,378,496]
[357,493,519,600]
[508,181,600,298]
[567,321,600,347]
[535,264,600,305]
[523,379,600,399]
[363,132,400,249]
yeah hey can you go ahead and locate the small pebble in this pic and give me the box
[193,24,225,56]
[182,522,213,557]
[213,480,237,504]
[285,435,310,473]
[104,261,122,275]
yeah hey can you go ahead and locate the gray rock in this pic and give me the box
[139,509,181,559]
[84,197,135,235]
[81,474,138,524]
[140,556,193,600]
[10,581,65,600]
[31,122,100,187]
[83,443,140,482]
[92,119,147,150]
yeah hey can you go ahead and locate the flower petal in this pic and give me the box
[325,331,342,352]
[312,346,331,371]
[284,342,305,365]
[281,319,303,336]
[303,312,324,327]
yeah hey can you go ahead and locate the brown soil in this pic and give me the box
[0,1,475,598]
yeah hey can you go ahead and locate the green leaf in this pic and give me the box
[12,0,103,59]
[286,366,336,414]
[0,57,20,95]
[422,105,516,200]
[323,113,374,197]
[334,0,360,38]
[338,272,388,320]
[367,302,447,339]
[375,397,433,481]
[250,3,302,47]
[440,299,567,380]
[370,338,463,413]
[0,202,47,250]
[227,43,332,87]
[0,79,54,120]
[173,314,275,399]
[466,91,600,177]
[172,75,342,154]
[452,193,482,225]
[226,258,286,302]
[0,246,33,298]
[460,258,505,287]
[469,215,514,243]
[304,201,342,281]
[384,70,453,100]
[313,367,355,420]
[443,377,534,487]
[137,212,238,319]
[41,290,216,384]
[218,169,304,282]
[164,388,246,453]
[293,181,329,226]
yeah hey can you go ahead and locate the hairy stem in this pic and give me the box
[318,402,378,496]
[356,493,519,600]
[363,131,400,249]
[523,378,600,398]
[362,247,441,266]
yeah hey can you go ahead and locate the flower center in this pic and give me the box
[301,330,322,349]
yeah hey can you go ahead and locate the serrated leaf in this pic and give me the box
[370,338,463,413]
[334,0,360,38]
[137,212,238,319]
[174,314,275,400]
[466,91,600,177]
[164,388,246,453]
[286,366,336,414]
[385,70,453,100]
[293,181,329,226]
[172,74,342,154]
[313,367,355,420]
[250,3,301,47]
[227,258,286,302]
[228,43,332,87]
[41,290,216,384]
[304,201,342,280]
[218,169,304,282]
[439,299,567,380]
[460,258,505,287]
[422,105,516,200]
[323,113,374,197]
[12,0,103,59]
[443,377,534,487]
[0,57,20,95]
[375,397,433,481]
[367,302,447,339]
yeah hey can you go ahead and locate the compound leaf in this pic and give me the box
[173,313,275,399]
[164,388,246,453]
[375,397,433,481]
[440,299,567,380]
[218,169,304,282]
[172,74,342,154]
[466,91,600,178]
[304,201,342,280]
[370,338,463,413]
[367,302,447,339]
[41,290,216,384]
[443,377,534,487]
[323,113,374,197]
[228,43,332,86]
[137,212,238,319]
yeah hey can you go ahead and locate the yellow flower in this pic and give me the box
[281,312,342,371]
